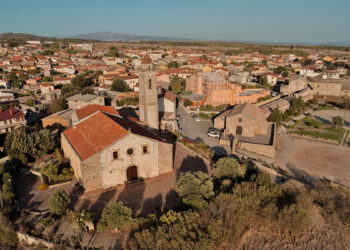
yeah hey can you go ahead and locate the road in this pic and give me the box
[177,105,230,155]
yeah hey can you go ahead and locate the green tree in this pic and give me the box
[213,157,246,192]
[71,74,93,89]
[213,157,246,180]
[332,116,344,127]
[42,76,53,82]
[170,76,185,94]
[268,106,284,126]
[184,99,193,107]
[301,59,313,66]
[5,127,58,158]
[48,190,70,216]
[110,79,130,92]
[168,61,180,68]
[26,99,35,106]
[200,55,208,61]
[97,201,133,231]
[175,171,214,210]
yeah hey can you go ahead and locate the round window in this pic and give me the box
[127,148,134,156]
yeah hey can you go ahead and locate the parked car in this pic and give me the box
[207,130,220,138]
[208,127,220,133]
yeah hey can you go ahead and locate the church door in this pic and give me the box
[127,166,138,181]
[236,126,243,135]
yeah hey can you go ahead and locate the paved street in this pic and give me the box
[178,105,230,155]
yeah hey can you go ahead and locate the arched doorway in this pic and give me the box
[127,166,138,181]
[236,126,243,135]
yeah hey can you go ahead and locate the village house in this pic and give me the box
[186,72,269,106]
[66,94,105,110]
[280,75,308,95]
[42,109,74,128]
[158,90,177,132]
[0,107,26,134]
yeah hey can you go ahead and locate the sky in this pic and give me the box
[1,0,350,44]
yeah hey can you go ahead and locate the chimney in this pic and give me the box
[9,109,13,116]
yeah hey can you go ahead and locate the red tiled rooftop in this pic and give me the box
[64,111,162,161]
[75,104,119,120]
[141,55,152,64]
[0,107,24,121]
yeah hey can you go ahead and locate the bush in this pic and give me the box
[5,127,58,159]
[74,210,93,230]
[39,215,56,228]
[9,152,28,168]
[41,162,73,185]
[0,213,18,247]
[97,201,133,231]
[175,171,214,210]
[184,99,193,107]
[48,190,70,216]
[213,157,246,180]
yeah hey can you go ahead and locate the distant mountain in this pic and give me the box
[0,32,47,40]
[65,31,192,42]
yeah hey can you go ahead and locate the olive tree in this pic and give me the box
[97,201,133,231]
[48,190,70,216]
[175,171,214,210]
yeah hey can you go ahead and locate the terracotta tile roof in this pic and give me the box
[75,104,119,120]
[141,55,152,64]
[160,90,176,102]
[0,107,24,121]
[63,111,162,160]
[64,112,128,160]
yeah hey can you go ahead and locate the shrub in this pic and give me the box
[9,152,28,167]
[0,213,18,247]
[159,210,178,225]
[213,157,246,180]
[5,127,58,159]
[39,215,56,228]
[184,99,193,107]
[175,171,214,210]
[48,190,70,216]
[128,211,215,250]
[97,201,133,231]
[74,210,93,230]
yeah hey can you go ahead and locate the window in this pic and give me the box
[113,151,119,159]
[142,145,149,154]
[238,118,243,122]
[127,148,134,156]
[148,79,152,89]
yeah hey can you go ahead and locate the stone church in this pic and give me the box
[62,87,173,192]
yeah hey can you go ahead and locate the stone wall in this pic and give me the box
[61,133,83,182]
[98,133,163,189]
[239,141,275,158]
[139,70,159,130]
[158,142,173,174]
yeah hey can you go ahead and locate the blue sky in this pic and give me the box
[1,0,350,43]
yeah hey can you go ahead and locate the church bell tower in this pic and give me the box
[138,55,159,131]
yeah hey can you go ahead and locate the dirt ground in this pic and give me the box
[274,134,350,186]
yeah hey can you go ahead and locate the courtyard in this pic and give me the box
[274,133,350,186]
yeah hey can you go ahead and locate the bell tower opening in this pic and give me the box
[149,78,152,89]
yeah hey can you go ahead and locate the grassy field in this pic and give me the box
[289,117,345,143]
